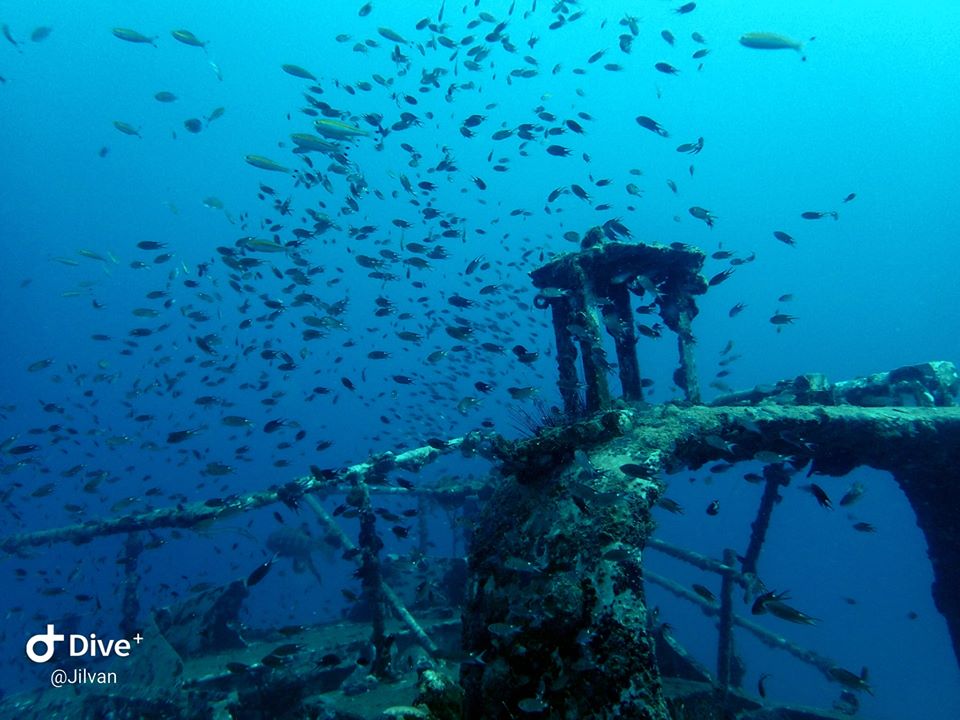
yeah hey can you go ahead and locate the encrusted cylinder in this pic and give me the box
[548,297,582,415]
[462,446,668,719]
[716,548,737,693]
[660,293,701,404]
[606,283,643,402]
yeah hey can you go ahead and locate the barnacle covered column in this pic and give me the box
[568,284,612,411]
[659,290,702,403]
[463,416,670,719]
[537,292,582,414]
[531,235,706,411]
[603,280,643,402]
[466,391,960,717]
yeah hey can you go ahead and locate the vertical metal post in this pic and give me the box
[304,494,439,658]
[357,483,391,678]
[548,297,581,415]
[659,292,701,404]
[606,283,643,402]
[120,532,143,639]
[569,288,611,411]
[741,463,789,579]
[417,494,430,558]
[717,549,737,706]
[674,301,701,404]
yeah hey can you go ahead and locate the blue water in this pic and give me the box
[1,0,958,717]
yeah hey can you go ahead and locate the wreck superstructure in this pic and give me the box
[2,235,959,719]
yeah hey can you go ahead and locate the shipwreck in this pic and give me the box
[2,234,958,719]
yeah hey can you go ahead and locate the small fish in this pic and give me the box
[2,23,22,51]
[260,653,285,668]
[465,255,485,275]
[314,118,369,139]
[708,269,734,286]
[752,589,789,615]
[758,672,770,698]
[27,359,54,372]
[706,499,720,516]
[852,521,876,533]
[508,386,537,400]
[378,26,407,44]
[769,312,797,326]
[31,27,53,42]
[839,481,865,506]
[773,230,796,246]
[518,698,549,714]
[766,598,818,625]
[112,28,157,47]
[656,497,684,514]
[281,63,316,80]
[692,583,716,602]
[317,653,342,667]
[676,137,704,154]
[635,115,669,137]
[271,643,304,657]
[166,426,204,443]
[689,206,716,227]
[246,554,277,587]
[290,133,338,153]
[739,32,809,60]
[113,120,141,137]
[244,155,290,173]
[587,48,607,63]
[264,419,288,433]
[827,666,872,695]
[842,192,857,203]
[619,463,648,479]
[800,210,838,220]
[704,434,734,453]
[171,29,206,48]
[803,482,832,508]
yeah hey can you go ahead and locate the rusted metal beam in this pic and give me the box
[498,399,960,668]
[606,283,643,401]
[716,548,738,698]
[0,433,493,555]
[645,570,853,688]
